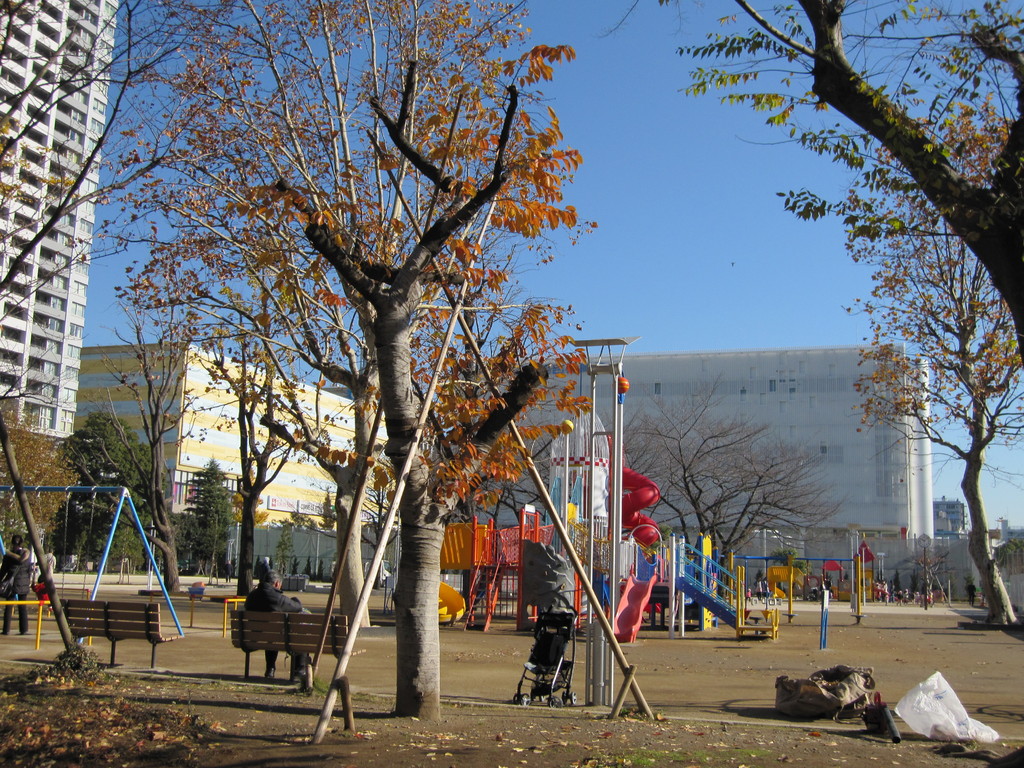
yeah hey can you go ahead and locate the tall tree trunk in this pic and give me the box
[393,461,444,719]
[237,503,255,596]
[962,452,1017,624]
[334,482,369,628]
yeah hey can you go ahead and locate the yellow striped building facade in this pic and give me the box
[76,345,354,524]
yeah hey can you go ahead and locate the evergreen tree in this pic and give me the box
[60,412,149,568]
[181,460,234,577]
[274,523,293,576]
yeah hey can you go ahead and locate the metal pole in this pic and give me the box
[609,366,624,702]
[668,535,677,640]
[586,371,605,706]
[820,590,830,650]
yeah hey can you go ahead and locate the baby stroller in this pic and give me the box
[512,609,577,707]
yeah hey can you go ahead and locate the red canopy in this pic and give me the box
[823,560,842,572]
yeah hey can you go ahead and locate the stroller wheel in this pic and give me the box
[513,694,531,707]
[562,692,577,706]
[547,695,563,708]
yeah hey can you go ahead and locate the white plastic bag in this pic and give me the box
[895,671,1000,743]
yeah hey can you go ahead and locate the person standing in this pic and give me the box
[966,582,977,607]
[1,535,31,635]
[244,570,309,686]
[254,556,270,583]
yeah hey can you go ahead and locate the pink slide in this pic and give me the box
[622,467,660,547]
[613,571,657,643]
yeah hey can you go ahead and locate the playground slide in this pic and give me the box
[613,572,657,643]
[622,467,660,547]
[438,581,466,624]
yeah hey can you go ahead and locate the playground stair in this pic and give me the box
[676,573,737,627]
[464,563,504,631]
[674,541,739,629]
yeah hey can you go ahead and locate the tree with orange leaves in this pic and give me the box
[848,102,1024,625]
[125,1,587,717]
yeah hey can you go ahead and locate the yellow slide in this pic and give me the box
[438,581,466,624]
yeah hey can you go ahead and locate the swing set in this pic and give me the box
[0,485,183,636]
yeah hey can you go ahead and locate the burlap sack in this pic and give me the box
[774,665,876,719]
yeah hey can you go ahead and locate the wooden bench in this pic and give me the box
[231,609,354,730]
[63,598,181,668]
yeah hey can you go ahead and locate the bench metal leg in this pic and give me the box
[243,651,251,679]
[150,643,157,669]
[109,640,117,667]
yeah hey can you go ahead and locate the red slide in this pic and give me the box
[622,467,660,547]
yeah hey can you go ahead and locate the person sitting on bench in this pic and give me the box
[244,570,310,685]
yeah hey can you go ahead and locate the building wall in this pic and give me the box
[934,497,968,537]
[77,344,355,524]
[0,0,116,435]
[598,346,932,536]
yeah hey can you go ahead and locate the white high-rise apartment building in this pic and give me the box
[0,0,116,435]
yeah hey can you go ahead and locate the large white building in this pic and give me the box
[0,0,116,434]
[602,346,933,538]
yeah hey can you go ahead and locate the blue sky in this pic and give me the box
[82,0,1023,525]
[521,1,1023,525]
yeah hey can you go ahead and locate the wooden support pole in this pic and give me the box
[609,665,638,719]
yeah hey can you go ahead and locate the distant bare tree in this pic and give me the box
[626,388,838,553]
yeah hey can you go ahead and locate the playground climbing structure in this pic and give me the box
[440,508,562,631]
[670,535,780,640]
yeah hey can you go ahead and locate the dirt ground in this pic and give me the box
[0,581,1021,767]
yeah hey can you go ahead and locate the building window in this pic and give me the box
[30,404,57,431]
[28,381,57,398]
[69,323,83,338]
[653,382,661,395]
[739,387,747,402]
[769,379,777,392]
